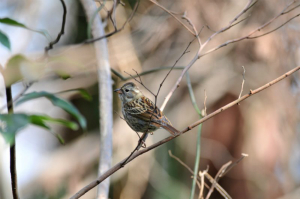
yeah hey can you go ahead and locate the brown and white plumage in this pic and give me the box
[114,82,180,136]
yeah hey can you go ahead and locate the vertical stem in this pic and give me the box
[190,125,202,199]
[186,73,203,199]
[6,87,19,199]
[80,1,113,199]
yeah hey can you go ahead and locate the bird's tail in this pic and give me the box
[162,123,180,136]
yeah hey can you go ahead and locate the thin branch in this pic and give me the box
[84,0,139,43]
[160,0,299,110]
[160,0,257,110]
[248,13,300,39]
[45,0,67,52]
[205,161,232,199]
[219,153,249,177]
[203,89,207,117]
[238,66,246,105]
[69,65,300,199]
[160,14,201,111]
[200,1,299,57]
[169,150,194,173]
[204,173,232,199]
[198,169,208,199]
[205,153,248,199]
[282,3,300,14]
[148,0,196,36]
[124,70,156,96]
[111,66,185,81]
[0,84,31,113]
[169,150,229,198]
[201,0,258,48]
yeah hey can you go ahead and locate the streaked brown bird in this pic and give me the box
[114,82,180,136]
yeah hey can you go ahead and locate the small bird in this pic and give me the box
[114,82,180,136]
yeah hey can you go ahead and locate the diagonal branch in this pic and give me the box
[160,0,300,110]
[69,64,300,199]
[148,0,196,36]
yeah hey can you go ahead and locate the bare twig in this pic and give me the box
[160,13,201,111]
[169,150,229,198]
[69,65,300,199]
[248,13,300,39]
[148,0,196,36]
[160,0,257,110]
[205,153,248,199]
[200,0,300,57]
[111,66,185,81]
[203,89,207,117]
[169,150,194,173]
[238,66,246,104]
[204,173,232,199]
[160,0,300,111]
[219,153,249,177]
[205,161,232,199]
[84,0,139,43]
[0,84,31,113]
[198,169,208,199]
[45,0,67,53]
[124,69,156,96]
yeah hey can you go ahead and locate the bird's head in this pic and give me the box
[114,82,143,103]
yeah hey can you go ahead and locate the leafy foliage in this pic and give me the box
[16,91,87,130]
[56,88,93,101]
[0,113,78,144]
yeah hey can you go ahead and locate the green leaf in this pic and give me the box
[0,29,11,50]
[29,115,79,130]
[0,18,51,41]
[0,18,26,28]
[16,92,87,130]
[0,113,77,145]
[57,88,92,101]
[0,114,29,144]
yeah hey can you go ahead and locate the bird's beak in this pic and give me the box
[114,88,122,94]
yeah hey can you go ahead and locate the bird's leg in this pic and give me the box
[121,132,149,167]
[137,132,148,150]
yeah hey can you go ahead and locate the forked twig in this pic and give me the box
[205,153,248,199]
[160,0,300,110]
[85,0,139,43]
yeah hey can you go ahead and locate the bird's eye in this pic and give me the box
[125,89,129,92]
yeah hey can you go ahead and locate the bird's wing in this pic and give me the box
[124,96,163,122]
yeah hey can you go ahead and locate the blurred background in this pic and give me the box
[1,0,300,198]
